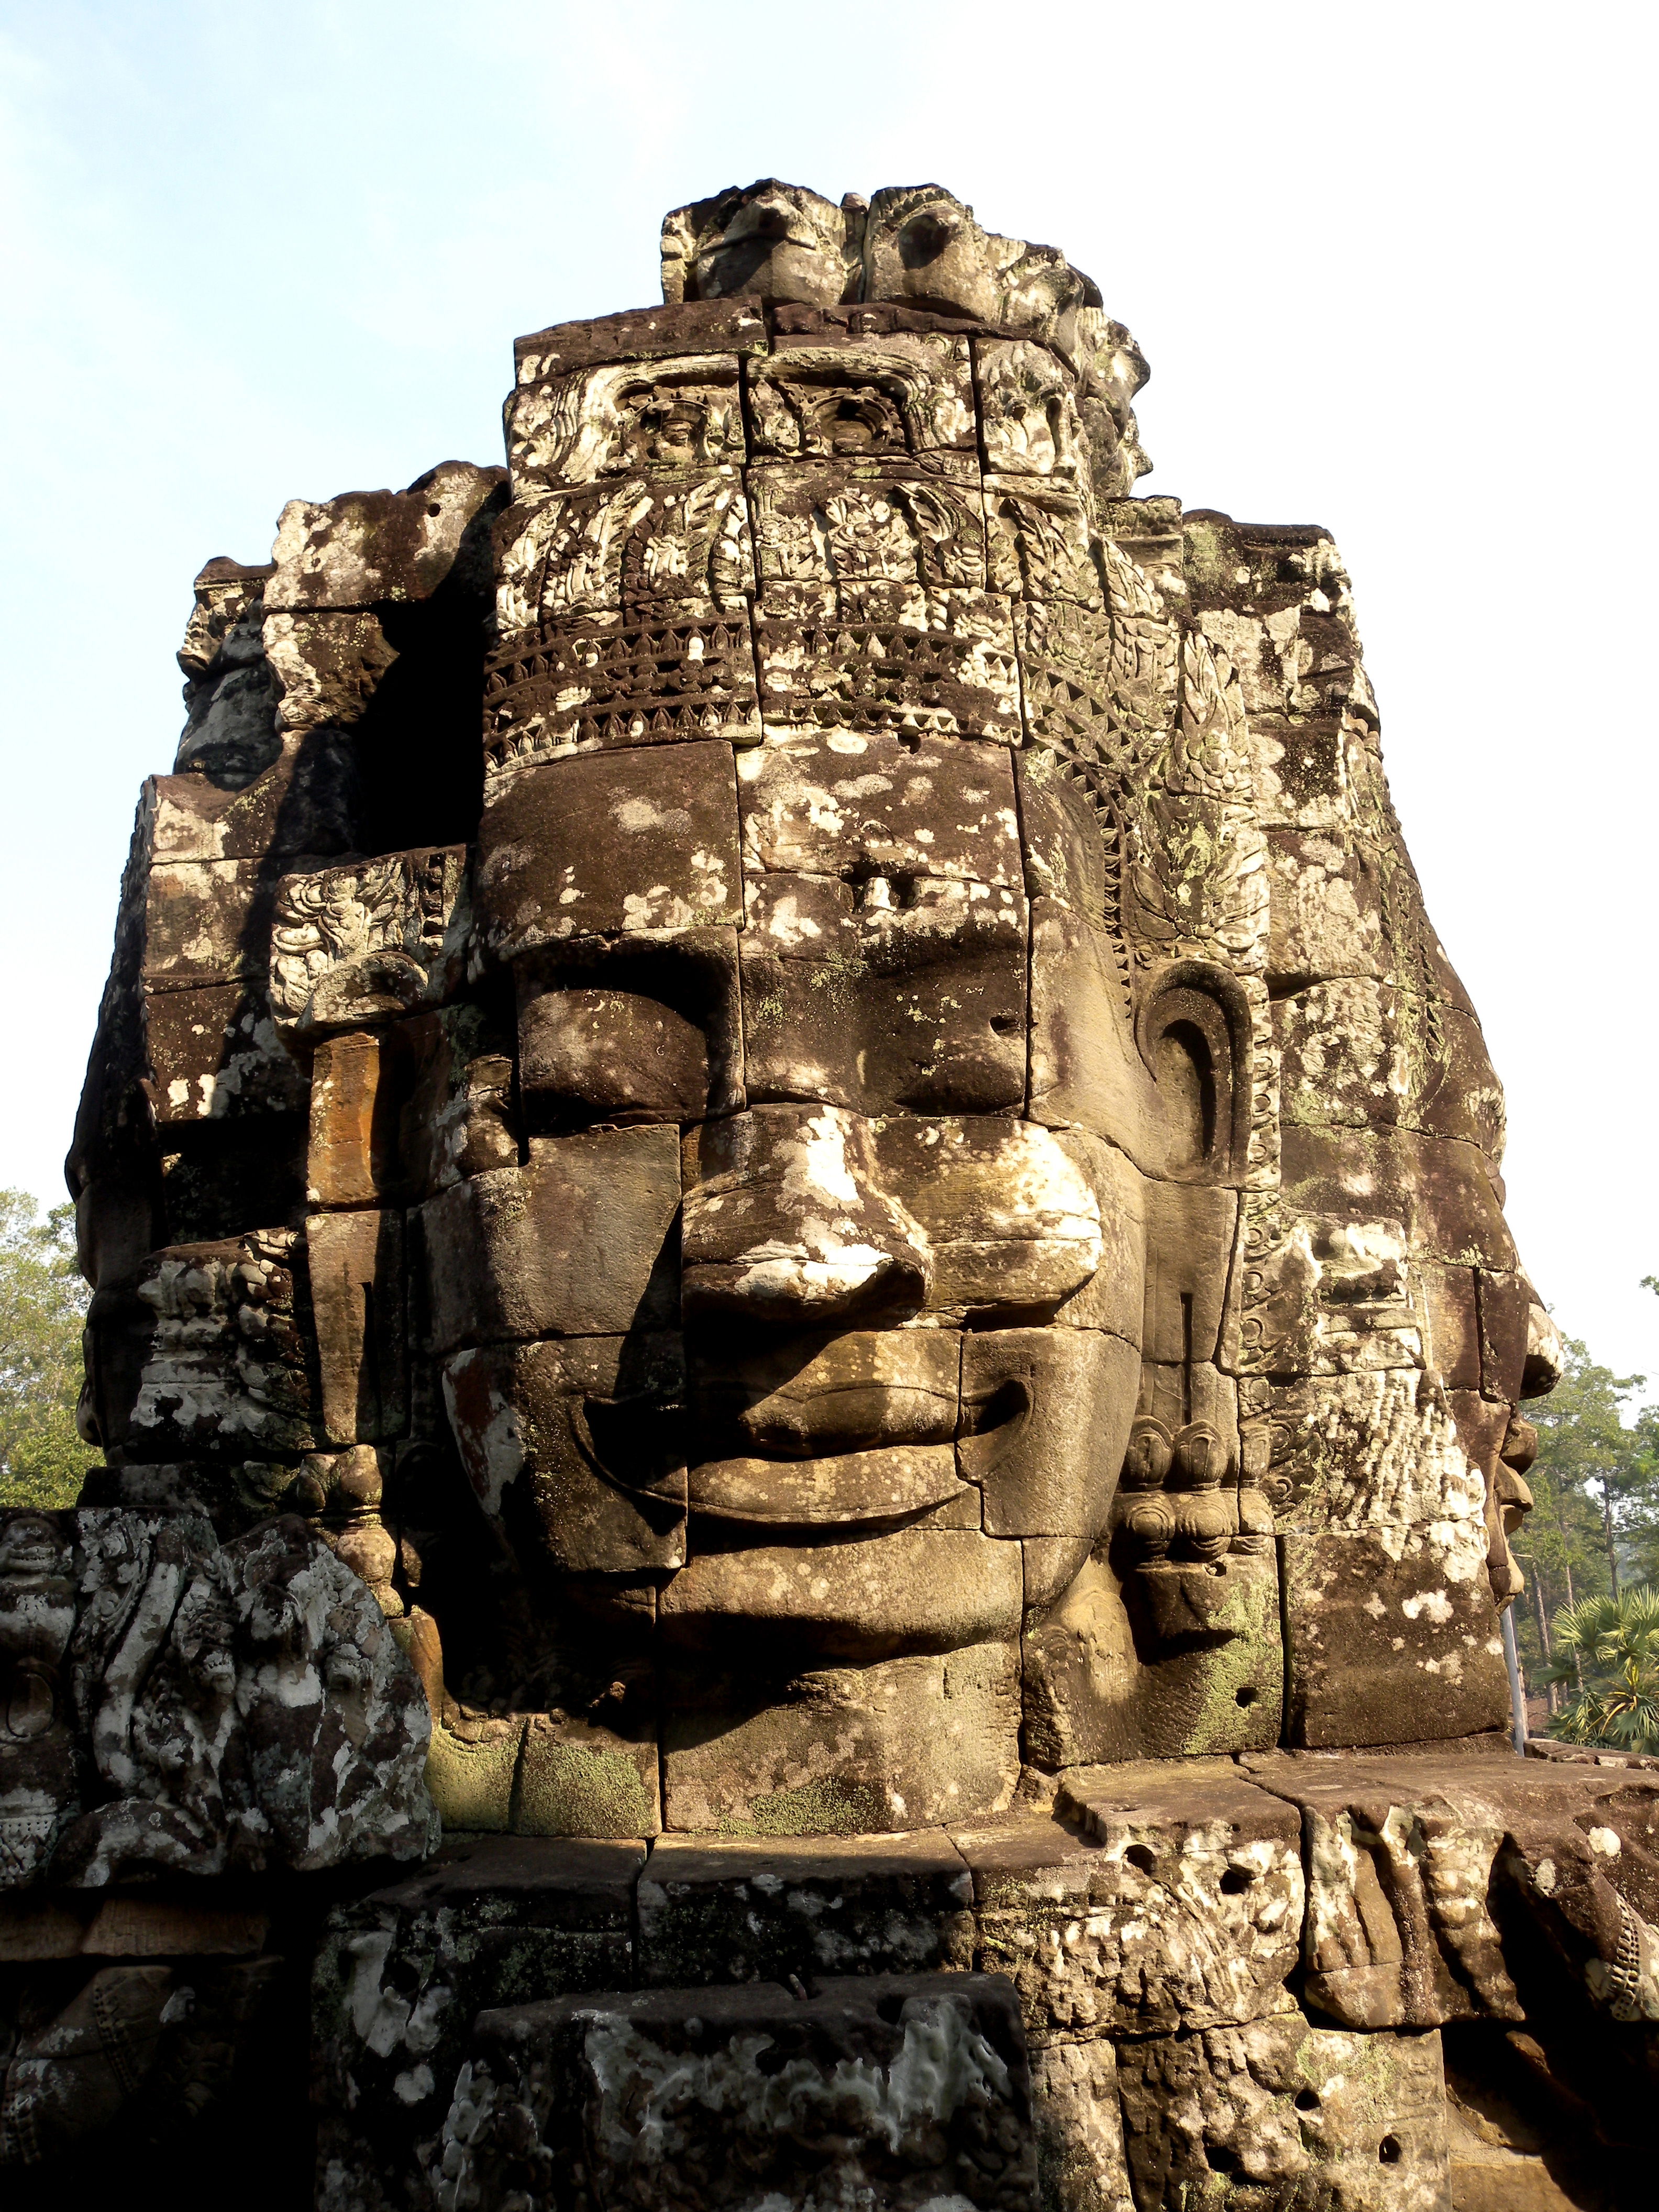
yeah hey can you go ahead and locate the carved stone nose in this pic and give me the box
[681,1105,932,1321]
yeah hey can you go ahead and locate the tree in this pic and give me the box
[0,1189,91,1510]
[1508,1335,1633,1710]
[1543,1585,1659,1755]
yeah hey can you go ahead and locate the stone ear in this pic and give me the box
[1134,960,1250,1185]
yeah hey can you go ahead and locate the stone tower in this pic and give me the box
[3,181,1653,2209]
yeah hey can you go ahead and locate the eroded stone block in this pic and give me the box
[1,1509,430,1891]
[443,1973,1037,2212]
[307,1209,407,1445]
[747,334,976,463]
[119,1230,317,1461]
[738,724,1021,882]
[1282,1521,1510,1748]
[964,1769,1300,2041]
[749,460,986,595]
[506,355,747,491]
[313,1836,642,2212]
[143,978,306,1126]
[484,607,760,778]
[495,474,754,632]
[1115,2016,1452,2212]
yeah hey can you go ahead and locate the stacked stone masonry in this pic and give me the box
[2,179,1642,2205]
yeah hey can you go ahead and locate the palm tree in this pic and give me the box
[1544,1585,1659,1755]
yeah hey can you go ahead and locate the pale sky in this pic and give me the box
[2,2,1653,1380]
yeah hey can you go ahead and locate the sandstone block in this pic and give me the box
[1282,1521,1510,1748]
[147,736,356,862]
[1265,827,1388,988]
[637,1829,975,1985]
[977,340,1092,483]
[960,1328,1138,1536]
[984,475,1102,606]
[269,845,471,1037]
[425,1715,524,1833]
[516,927,742,1131]
[747,333,976,463]
[512,299,767,383]
[740,869,1028,1116]
[262,606,400,734]
[306,1209,407,1445]
[659,1642,1021,1832]
[177,554,273,678]
[476,740,742,953]
[395,1005,518,1197]
[418,1125,681,1354]
[681,1104,933,1322]
[738,724,1021,882]
[1015,747,1111,920]
[687,1325,970,1529]
[313,1835,642,2212]
[1028,899,1162,1170]
[1030,2036,1134,2212]
[306,1030,405,1207]
[442,1333,687,1573]
[756,584,1021,742]
[1268,1370,1489,1534]
[748,459,986,594]
[173,648,283,787]
[506,354,746,491]
[870,1117,1111,1321]
[142,857,286,985]
[661,1529,1024,1662]
[515,1715,660,1839]
[1280,1124,1516,1271]
[118,1231,317,1461]
[143,978,307,1125]
[1245,1751,1659,2037]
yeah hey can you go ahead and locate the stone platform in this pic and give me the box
[306,1750,1659,2211]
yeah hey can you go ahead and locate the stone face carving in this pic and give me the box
[41,179,1646,2204]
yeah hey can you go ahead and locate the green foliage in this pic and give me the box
[0,1189,91,1511]
[1508,1335,1635,1685]
[1543,1585,1659,1755]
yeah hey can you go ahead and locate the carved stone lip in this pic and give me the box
[687,1441,967,1526]
[723,1380,959,1458]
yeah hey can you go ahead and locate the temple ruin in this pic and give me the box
[2,179,1654,2208]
